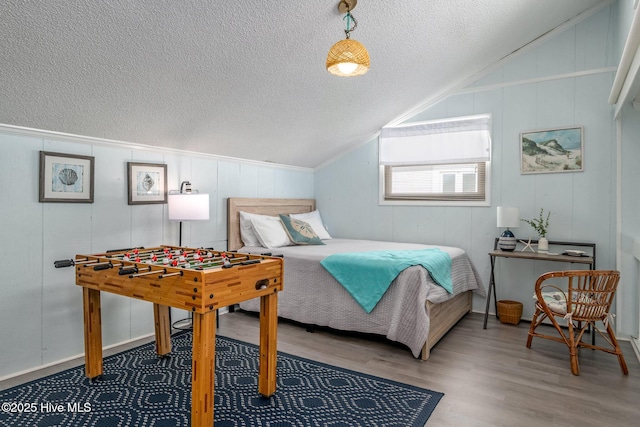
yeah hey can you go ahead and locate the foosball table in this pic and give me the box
[55,246,283,427]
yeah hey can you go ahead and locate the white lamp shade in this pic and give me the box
[168,194,210,221]
[497,206,520,228]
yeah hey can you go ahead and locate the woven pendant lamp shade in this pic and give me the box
[326,38,370,77]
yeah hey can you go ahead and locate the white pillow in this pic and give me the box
[239,211,262,247]
[250,215,293,248]
[290,210,332,240]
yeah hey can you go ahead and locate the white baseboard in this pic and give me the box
[0,333,155,382]
[632,337,640,363]
[1,310,233,382]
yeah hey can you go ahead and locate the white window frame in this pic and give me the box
[378,114,492,207]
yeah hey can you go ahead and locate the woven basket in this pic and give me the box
[497,300,523,325]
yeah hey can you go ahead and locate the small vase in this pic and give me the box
[538,237,549,253]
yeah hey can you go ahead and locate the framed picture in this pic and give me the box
[127,162,167,205]
[520,126,584,174]
[39,151,95,203]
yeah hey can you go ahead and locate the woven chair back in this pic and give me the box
[565,271,619,321]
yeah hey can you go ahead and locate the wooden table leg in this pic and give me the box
[153,304,172,356]
[259,290,278,397]
[82,287,103,379]
[191,311,216,427]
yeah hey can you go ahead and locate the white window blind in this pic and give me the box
[379,114,491,166]
[379,114,491,205]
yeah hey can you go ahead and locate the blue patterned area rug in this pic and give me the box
[0,332,443,426]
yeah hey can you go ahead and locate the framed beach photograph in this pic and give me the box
[520,126,584,174]
[127,162,167,205]
[39,151,95,203]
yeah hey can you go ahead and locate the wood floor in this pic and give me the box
[3,311,640,426]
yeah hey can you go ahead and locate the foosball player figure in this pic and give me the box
[222,252,231,268]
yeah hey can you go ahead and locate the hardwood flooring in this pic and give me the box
[3,311,639,426]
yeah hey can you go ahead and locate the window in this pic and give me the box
[379,114,491,205]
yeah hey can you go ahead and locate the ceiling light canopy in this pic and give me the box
[326,0,370,77]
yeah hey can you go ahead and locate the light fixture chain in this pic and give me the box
[343,11,357,39]
[326,0,370,77]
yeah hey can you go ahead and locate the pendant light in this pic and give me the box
[326,0,370,77]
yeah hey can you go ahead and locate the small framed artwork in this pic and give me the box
[520,126,584,174]
[127,162,167,205]
[39,151,95,203]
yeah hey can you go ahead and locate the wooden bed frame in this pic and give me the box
[226,197,472,360]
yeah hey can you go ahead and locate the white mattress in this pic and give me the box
[238,238,485,357]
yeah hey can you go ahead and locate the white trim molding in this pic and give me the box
[0,123,313,173]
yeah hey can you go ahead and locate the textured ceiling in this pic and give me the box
[0,0,608,168]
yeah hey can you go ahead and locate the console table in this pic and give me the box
[483,238,596,329]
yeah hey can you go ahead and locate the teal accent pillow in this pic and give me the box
[279,214,325,245]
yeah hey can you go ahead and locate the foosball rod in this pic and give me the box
[145,254,226,269]
[158,270,184,279]
[105,246,145,253]
[182,255,240,268]
[115,248,219,262]
[157,254,240,269]
[104,247,191,258]
[197,257,261,270]
[119,265,168,277]
[152,256,249,272]
[189,256,248,269]
[128,268,166,278]
[106,248,182,260]
[53,258,94,268]
[82,261,122,268]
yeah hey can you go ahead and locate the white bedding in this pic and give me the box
[238,238,485,357]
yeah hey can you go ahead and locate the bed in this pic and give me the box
[227,197,485,360]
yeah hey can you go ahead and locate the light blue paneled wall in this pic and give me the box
[615,0,640,343]
[315,4,630,334]
[0,128,313,378]
[619,104,640,340]
[2,0,637,382]
[0,133,46,374]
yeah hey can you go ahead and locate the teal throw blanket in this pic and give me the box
[320,248,453,313]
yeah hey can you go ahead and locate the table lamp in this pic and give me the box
[168,181,210,330]
[497,206,519,251]
[168,181,210,246]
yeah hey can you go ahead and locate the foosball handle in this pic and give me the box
[93,263,113,271]
[118,266,138,276]
[54,259,75,268]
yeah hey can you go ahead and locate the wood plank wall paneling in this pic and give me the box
[314,4,640,341]
[0,129,313,379]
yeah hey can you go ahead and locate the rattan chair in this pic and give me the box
[526,270,628,376]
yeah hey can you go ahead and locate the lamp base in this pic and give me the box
[498,229,517,251]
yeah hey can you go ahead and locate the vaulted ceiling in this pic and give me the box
[0,0,609,168]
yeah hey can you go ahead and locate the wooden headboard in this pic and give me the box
[227,198,316,251]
